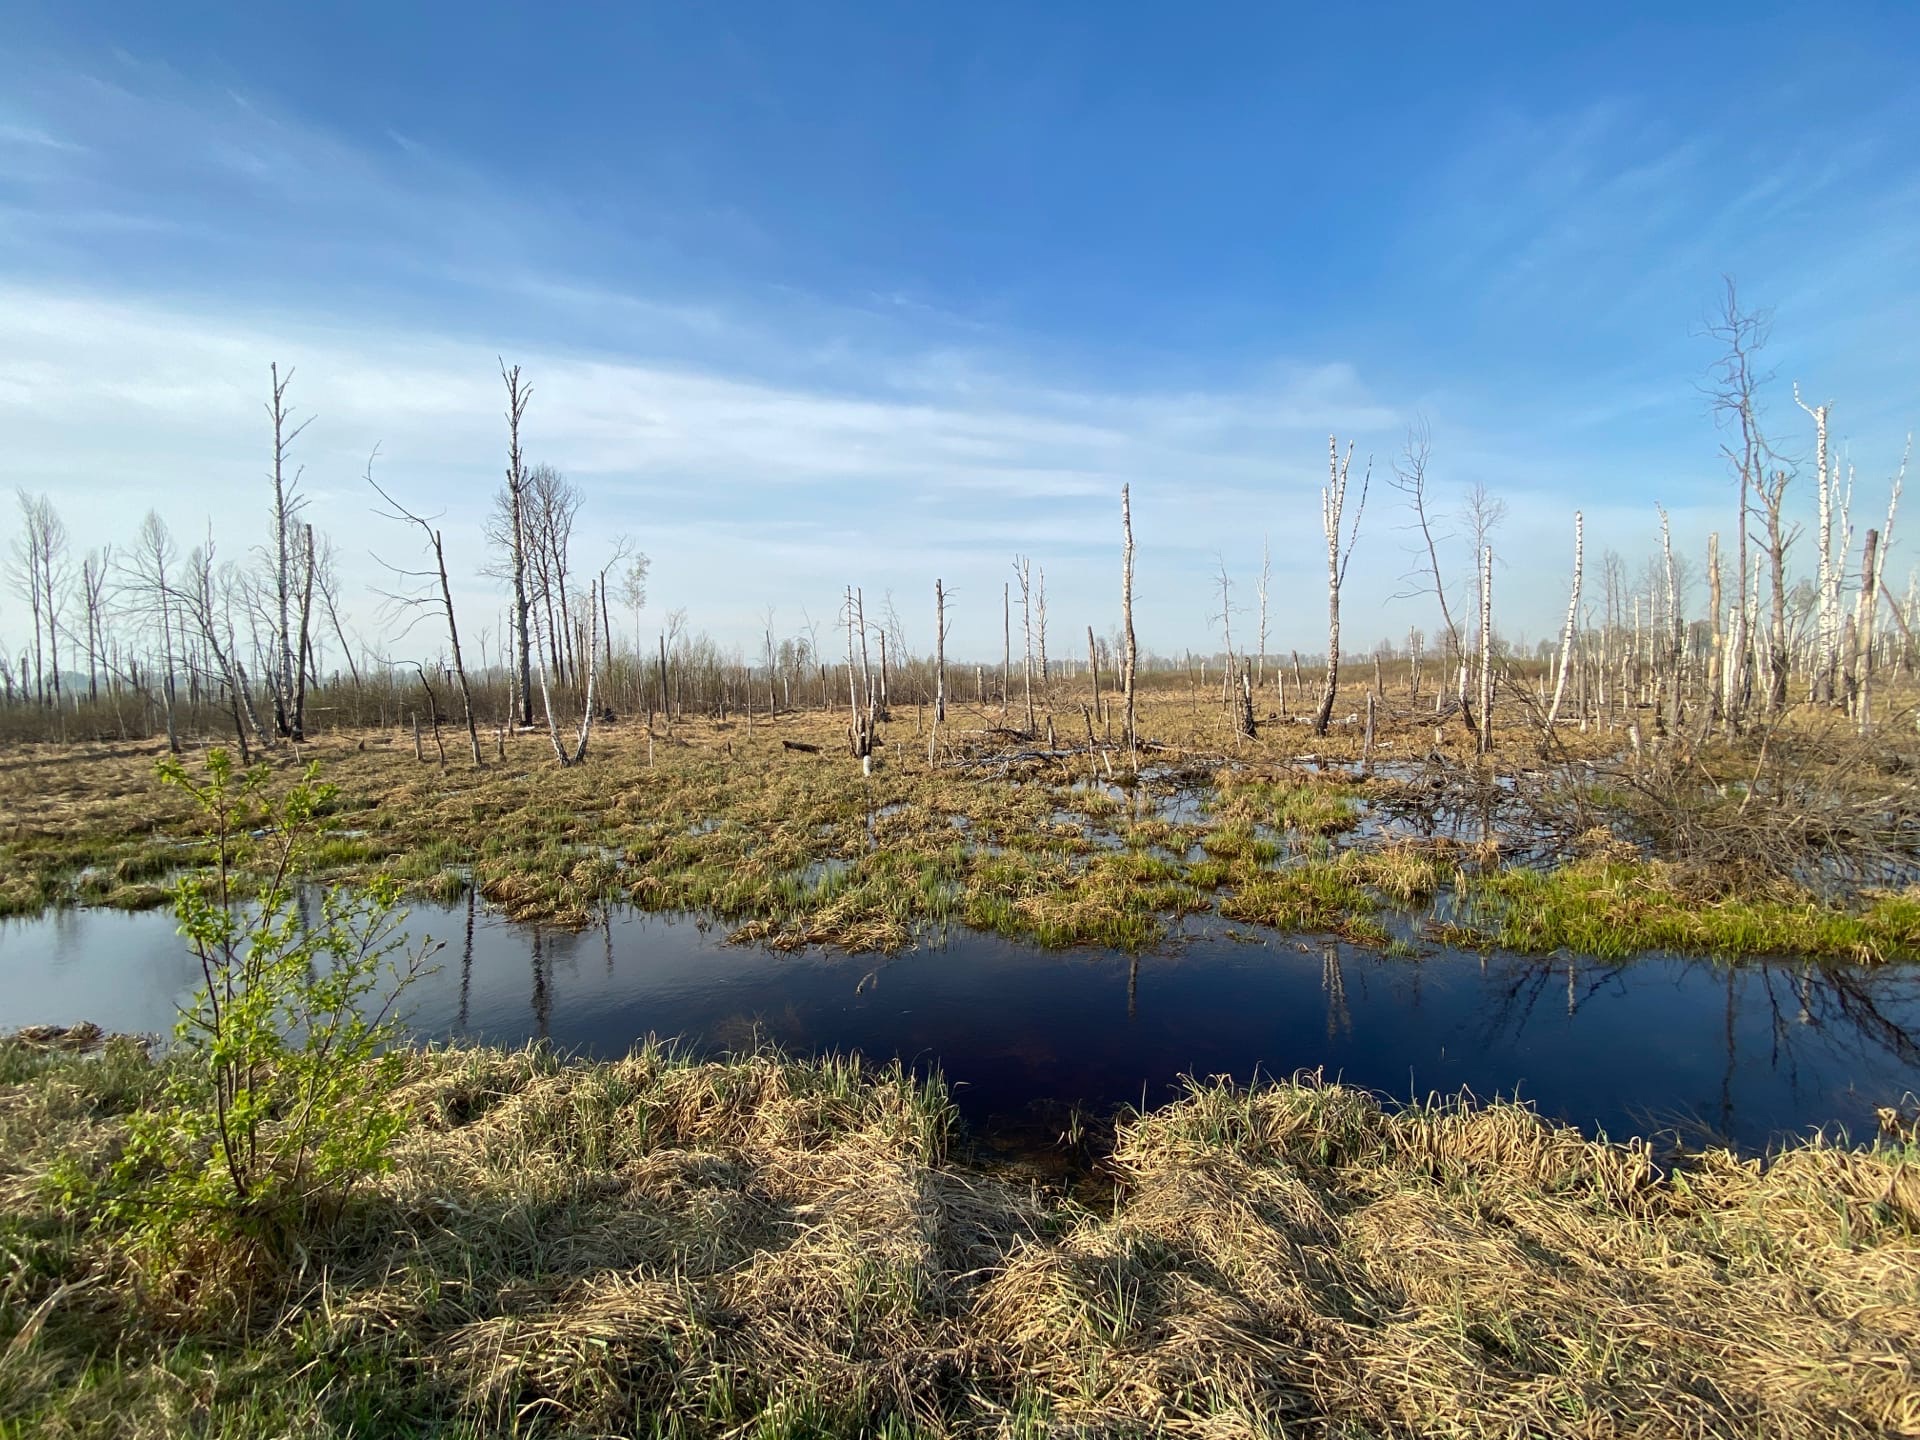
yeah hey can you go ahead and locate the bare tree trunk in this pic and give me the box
[1213,553,1237,706]
[1477,544,1494,756]
[319,567,361,692]
[1710,284,1768,733]
[1706,532,1724,728]
[369,453,487,763]
[1797,386,1839,702]
[421,526,483,766]
[535,578,602,766]
[266,363,311,739]
[1546,512,1583,728]
[1121,484,1138,753]
[657,633,670,732]
[1256,534,1270,685]
[1654,504,1680,732]
[1849,529,1880,730]
[1313,437,1369,735]
[501,363,535,726]
[82,547,107,704]
[1001,582,1011,720]
[856,587,875,727]
[1086,624,1101,726]
[844,586,873,760]
[290,524,316,739]
[1015,557,1035,735]
[933,579,947,724]
[158,585,179,754]
[601,581,614,700]
[1035,565,1049,708]
[1761,472,1791,715]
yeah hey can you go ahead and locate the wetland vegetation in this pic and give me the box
[4,683,1918,964]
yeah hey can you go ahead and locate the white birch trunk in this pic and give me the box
[1477,544,1494,755]
[1546,511,1582,727]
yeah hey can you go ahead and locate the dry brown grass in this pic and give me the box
[4,1038,1917,1437]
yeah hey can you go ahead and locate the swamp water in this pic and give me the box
[4,895,1917,1154]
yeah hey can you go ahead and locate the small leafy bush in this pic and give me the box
[102,750,435,1256]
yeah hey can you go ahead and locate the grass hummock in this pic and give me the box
[2,1033,1916,1438]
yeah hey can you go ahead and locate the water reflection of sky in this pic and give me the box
[5,898,1917,1154]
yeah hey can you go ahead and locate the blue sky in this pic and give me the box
[2,2,1918,666]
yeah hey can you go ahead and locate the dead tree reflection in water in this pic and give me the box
[1127,955,1139,1021]
[457,885,475,1032]
[1478,954,1632,1044]
[1756,961,1920,1074]
[1322,943,1351,1040]
[1471,951,1920,1144]
[1721,967,1737,1142]
[531,927,551,1043]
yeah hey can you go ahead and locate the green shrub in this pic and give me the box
[99,751,434,1256]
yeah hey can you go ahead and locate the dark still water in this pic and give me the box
[5,897,1918,1152]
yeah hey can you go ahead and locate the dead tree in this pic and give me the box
[1477,543,1494,755]
[1856,452,1907,732]
[499,362,535,726]
[368,455,484,766]
[844,586,876,763]
[181,533,271,752]
[1212,553,1238,706]
[80,546,109,702]
[291,524,317,740]
[9,490,71,706]
[1847,529,1880,729]
[856,587,876,725]
[933,579,948,724]
[407,663,447,768]
[1013,556,1036,735]
[1000,583,1010,719]
[1035,566,1049,704]
[264,364,313,738]
[1546,512,1583,727]
[1706,281,1773,731]
[534,569,609,766]
[1706,533,1724,728]
[1256,535,1270,685]
[6,492,47,703]
[312,533,362,691]
[1795,384,1843,702]
[525,463,582,685]
[1755,465,1795,714]
[1655,504,1683,731]
[1121,484,1139,751]
[1313,436,1370,735]
[117,511,181,752]
[1086,624,1101,727]
[1389,422,1475,735]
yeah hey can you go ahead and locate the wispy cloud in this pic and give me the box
[0,284,1434,654]
[1,54,1914,664]
[0,121,84,152]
